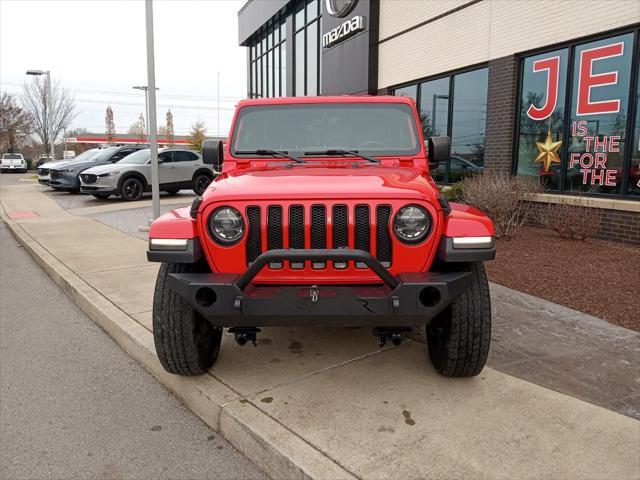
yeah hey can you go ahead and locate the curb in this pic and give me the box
[2,216,356,480]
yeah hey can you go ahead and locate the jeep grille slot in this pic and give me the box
[354,205,370,268]
[289,205,304,269]
[246,206,262,264]
[310,205,327,269]
[267,206,283,269]
[376,205,392,267]
[332,205,348,269]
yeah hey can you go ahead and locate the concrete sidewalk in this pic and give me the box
[2,182,639,480]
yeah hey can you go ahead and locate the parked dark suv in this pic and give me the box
[48,145,147,192]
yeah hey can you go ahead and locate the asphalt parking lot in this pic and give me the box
[0,215,266,480]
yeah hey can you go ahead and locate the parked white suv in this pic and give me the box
[1,153,27,173]
[79,148,217,201]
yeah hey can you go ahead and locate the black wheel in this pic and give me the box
[92,193,110,199]
[120,177,144,201]
[193,173,213,195]
[164,189,180,196]
[426,262,491,377]
[152,262,222,376]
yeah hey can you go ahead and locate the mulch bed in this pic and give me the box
[485,226,640,332]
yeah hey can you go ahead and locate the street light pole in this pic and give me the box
[26,69,56,160]
[133,85,158,137]
[144,0,160,220]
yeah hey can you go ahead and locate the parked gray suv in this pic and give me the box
[79,148,216,201]
[48,145,147,192]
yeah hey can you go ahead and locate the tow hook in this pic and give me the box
[373,327,412,347]
[229,327,261,346]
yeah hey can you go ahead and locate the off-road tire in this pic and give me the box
[120,177,144,201]
[426,262,491,377]
[153,262,222,376]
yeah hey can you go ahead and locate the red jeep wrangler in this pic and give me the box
[147,96,495,378]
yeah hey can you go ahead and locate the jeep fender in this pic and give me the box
[147,206,204,263]
[437,203,495,262]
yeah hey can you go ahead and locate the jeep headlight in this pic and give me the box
[393,205,430,244]
[208,207,244,245]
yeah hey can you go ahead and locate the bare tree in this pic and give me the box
[0,92,32,152]
[127,113,147,143]
[21,77,77,157]
[188,120,207,151]
[105,106,115,144]
[165,109,175,147]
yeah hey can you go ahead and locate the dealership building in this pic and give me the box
[238,0,640,244]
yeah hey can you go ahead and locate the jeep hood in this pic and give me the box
[204,166,439,202]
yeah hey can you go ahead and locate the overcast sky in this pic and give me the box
[0,0,247,137]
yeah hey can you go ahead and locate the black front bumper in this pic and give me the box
[164,249,471,327]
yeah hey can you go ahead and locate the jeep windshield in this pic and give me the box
[231,103,421,159]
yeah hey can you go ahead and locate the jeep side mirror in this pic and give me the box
[427,136,450,171]
[202,140,223,170]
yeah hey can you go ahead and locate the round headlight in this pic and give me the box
[208,207,244,245]
[393,205,430,244]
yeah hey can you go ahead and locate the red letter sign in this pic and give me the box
[527,56,560,121]
[577,42,624,115]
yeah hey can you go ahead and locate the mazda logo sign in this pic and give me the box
[325,0,357,17]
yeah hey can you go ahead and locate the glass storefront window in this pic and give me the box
[393,68,488,184]
[516,31,638,198]
[394,85,417,103]
[274,46,280,97]
[306,21,318,96]
[295,30,305,95]
[566,33,633,195]
[449,68,488,182]
[418,77,449,139]
[295,1,305,31]
[630,61,640,196]
[248,13,288,99]
[281,41,287,95]
[307,0,318,19]
[516,48,568,190]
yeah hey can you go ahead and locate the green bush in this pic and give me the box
[440,182,464,202]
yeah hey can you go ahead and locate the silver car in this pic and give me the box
[79,148,217,201]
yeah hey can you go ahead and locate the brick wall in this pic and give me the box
[528,202,640,246]
[483,55,518,175]
[597,209,640,246]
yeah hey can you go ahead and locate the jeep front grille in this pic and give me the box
[245,204,393,269]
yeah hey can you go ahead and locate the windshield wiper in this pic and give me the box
[235,149,305,163]
[303,149,380,164]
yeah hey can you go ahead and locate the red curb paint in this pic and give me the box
[8,211,39,219]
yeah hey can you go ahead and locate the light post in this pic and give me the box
[26,69,56,160]
[144,0,160,220]
[132,85,159,137]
